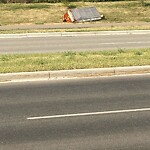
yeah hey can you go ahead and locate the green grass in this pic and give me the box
[5,3,50,10]
[0,49,150,73]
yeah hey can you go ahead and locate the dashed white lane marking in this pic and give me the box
[27,107,150,120]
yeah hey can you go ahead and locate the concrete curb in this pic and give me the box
[0,66,150,82]
[0,30,150,38]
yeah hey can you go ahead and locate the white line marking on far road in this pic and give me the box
[27,108,150,120]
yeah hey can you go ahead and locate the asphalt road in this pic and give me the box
[0,74,150,150]
[0,31,150,53]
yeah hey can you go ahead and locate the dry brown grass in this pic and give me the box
[0,3,67,25]
[0,1,150,25]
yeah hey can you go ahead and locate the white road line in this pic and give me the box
[27,107,150,120]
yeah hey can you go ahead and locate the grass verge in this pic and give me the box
[0,1,150,26]
[0,48,150,73]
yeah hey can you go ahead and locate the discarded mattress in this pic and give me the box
[63,7,102,23]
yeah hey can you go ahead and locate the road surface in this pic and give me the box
[0,74,150,149]
[0,31,150,53]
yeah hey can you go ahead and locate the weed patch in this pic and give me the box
[0,48,149,73]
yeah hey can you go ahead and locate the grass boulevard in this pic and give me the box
[0,49,150,73]
[0,1,150,33]
[1,1,150,25]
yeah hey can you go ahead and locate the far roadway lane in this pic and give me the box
[0,31,150,53]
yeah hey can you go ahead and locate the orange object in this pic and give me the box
[63,12,72,23]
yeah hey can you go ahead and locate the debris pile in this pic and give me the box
[63,7,103,23]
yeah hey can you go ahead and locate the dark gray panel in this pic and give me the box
[71,7,101,22]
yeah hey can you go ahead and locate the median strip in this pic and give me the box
[27,107,150,120]
[0,49,150,74]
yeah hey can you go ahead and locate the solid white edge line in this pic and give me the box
[27,108,150,120]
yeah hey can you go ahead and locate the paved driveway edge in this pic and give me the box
[0,66,150,82]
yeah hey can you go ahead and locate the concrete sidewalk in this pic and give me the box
[0,66,150,83]
[0,22,150,31]
[1,30,150,39]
